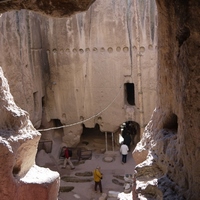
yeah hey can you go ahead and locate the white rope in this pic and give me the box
[37,84,123,132]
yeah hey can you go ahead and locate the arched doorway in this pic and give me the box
[119,121,140,151]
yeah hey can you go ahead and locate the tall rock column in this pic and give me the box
[0,67,60,200]
[133,0,200,199]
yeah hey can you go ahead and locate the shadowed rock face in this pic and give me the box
[0,0,95,17]
[133,0,200,199]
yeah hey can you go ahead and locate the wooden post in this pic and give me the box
[105,132,108,152]
[112,132,114,151]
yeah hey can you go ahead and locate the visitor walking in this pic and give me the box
[93,166,103,193]
[120,142,129,164]
[62,147,75,169]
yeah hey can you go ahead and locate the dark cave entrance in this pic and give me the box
[163,113,178,133]
[38,118,62,153]
[120,121,140,151]
[77,123,114,153]
[125,83,135,106]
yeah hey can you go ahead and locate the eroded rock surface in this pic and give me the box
[0,0,199,199]
[133,0,200,199]
[0,0,95,17]
[0,67,60,199]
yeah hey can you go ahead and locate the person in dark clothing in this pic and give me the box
[123,132,132,151]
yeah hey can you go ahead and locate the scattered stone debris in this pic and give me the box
[59,186,74,193]
[110,174,133,200]
[99,193,107,200]
[112,179,124,186]
[75,171,93,176]
[61,176,93,182]
[103,156,114,162]
[123,174,133,193]
[108,191,120,198]
[113,175,124,181]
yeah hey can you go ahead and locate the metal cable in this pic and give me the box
[37,84,123,132]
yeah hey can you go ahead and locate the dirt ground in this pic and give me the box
[57,150,135,200]
[38,131,136,200]
[37,130,135,200]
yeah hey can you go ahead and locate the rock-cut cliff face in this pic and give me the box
[0,67,60,200]
[0,0,158,148]
[0,0,199,200]
[133,0,200,199]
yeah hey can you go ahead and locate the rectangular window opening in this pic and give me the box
[125,83,135,106]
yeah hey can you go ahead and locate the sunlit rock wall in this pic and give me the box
[0,0,157,146]
[0,10,48,128]
[0,67,60,200]
[45,0,157,133]
[133,0,200,199]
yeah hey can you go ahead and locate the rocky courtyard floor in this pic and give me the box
[56,149,135,200]
[37,132,136,199]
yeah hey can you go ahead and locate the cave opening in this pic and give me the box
[125,83,135,106]
[120,121,140,151]
[77,123,114,152]
[163,113,178,132]
[12,161,22,177]
[53,118,63,127]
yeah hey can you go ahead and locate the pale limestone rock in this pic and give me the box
[117,191,133,200]
[0,67,60,200]
[108,191,120,198]
[0,0,158,148]
[62,125,82,147]
[19,165,60,200]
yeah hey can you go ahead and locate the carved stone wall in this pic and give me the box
[133,0,200,199]
[0,0,158,147]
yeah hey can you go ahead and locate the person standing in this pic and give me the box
[120,142,129,164]
[62,147,75,169]
[93,166,103,193]
[123,132,132,151]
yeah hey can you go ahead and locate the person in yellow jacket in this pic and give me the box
[93,166,103,193]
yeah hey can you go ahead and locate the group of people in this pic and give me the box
[61,147,103,193]
[93,138,131,193]
[120,121,137,164]
[61,125,134,194]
